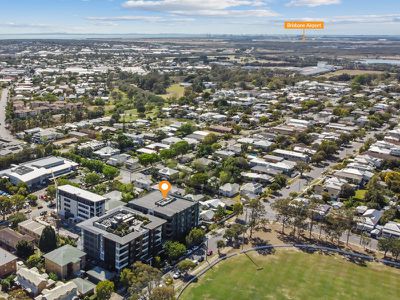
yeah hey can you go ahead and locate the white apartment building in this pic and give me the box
[57,185,106,222]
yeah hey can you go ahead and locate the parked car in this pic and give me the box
[173,272,181,279]
[207,250,213,256]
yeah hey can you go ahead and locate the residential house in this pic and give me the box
[0,247,18,277]
[219,183,240,197]
[35,281,78,300]
[43,245,86,280]
[15,267,51,296]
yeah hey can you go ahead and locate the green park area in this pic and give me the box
[181,251,400,300]
[160,83,185,100]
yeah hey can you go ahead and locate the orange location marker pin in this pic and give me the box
[159,181,172,199]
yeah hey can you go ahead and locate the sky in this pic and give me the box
[1,0,400,36]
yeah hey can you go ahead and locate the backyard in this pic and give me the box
[181,250,400,300]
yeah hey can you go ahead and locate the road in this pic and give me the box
[0,88,16,142]
[279,126,387,200]
[259,126,390,251]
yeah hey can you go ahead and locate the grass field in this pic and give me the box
[160,83,185,99]
[354,189,367,200]
[323,69,385,77]
[181,251,400,300]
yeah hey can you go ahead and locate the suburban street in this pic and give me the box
[0,88,16,142]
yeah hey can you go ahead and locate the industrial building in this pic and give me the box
[0,156,78,189]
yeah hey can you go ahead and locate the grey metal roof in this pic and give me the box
[43,245,86,266]
[0,247,17,265]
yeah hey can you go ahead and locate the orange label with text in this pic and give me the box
[284,21,324,30]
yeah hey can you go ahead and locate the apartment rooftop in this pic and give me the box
[94,210,150,237]
[78,207,165,244]
[58,185,107,203]
[128,190,197,217]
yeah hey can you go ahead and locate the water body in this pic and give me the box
[359,59,400,65]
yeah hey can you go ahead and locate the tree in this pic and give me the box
[164,241,186,262]
[359,232,371,250]
[96,280,114,300]
[16,240,35,260]
[8,212,27,229]
[203,133,218,145]
[272,198,292,234]
[290,200,308,237]
[170,141,190,156]
[322,211,347,245]
[312,151,325,164]
[216,240,226,256]
[223,224,245,246]
[232,202,243,216]
[185,228,205,247]
[84,172,101,186]
[0,196,13,220]
[39,226,57,253]
[26,253,43,269]
[149,286,175,300]
[378,238,394,257]
[247,198,266,239]
[318,141,338,158]
[295,161,311,177]
[177,259,196,275]
[178,123,196,137]
[119,268,134,288]
[138,153,160,166]
[341,183,355,199]
[125,262,162,299]
[48,272,58,281]
[46,185,57,198]
[11,194,26,211]
[342,209,356,245]
[390,239,400,259]
[102,165,120,180]
[189,173,208,188]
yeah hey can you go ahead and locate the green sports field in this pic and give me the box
[181,251,400,300]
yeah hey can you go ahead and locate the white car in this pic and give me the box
[173,272,181,279]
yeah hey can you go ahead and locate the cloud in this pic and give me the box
[87,15,195,23]
[87,16,164,22]
[122,0,278,17]
[286,0,340,7]
[0,22,51,29]
[329,14,400,24]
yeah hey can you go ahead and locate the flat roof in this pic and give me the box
[78,206,165,244]
[58,185,107,203]
[128,190,196,217]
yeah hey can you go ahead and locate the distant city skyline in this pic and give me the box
[1,0,400,36]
